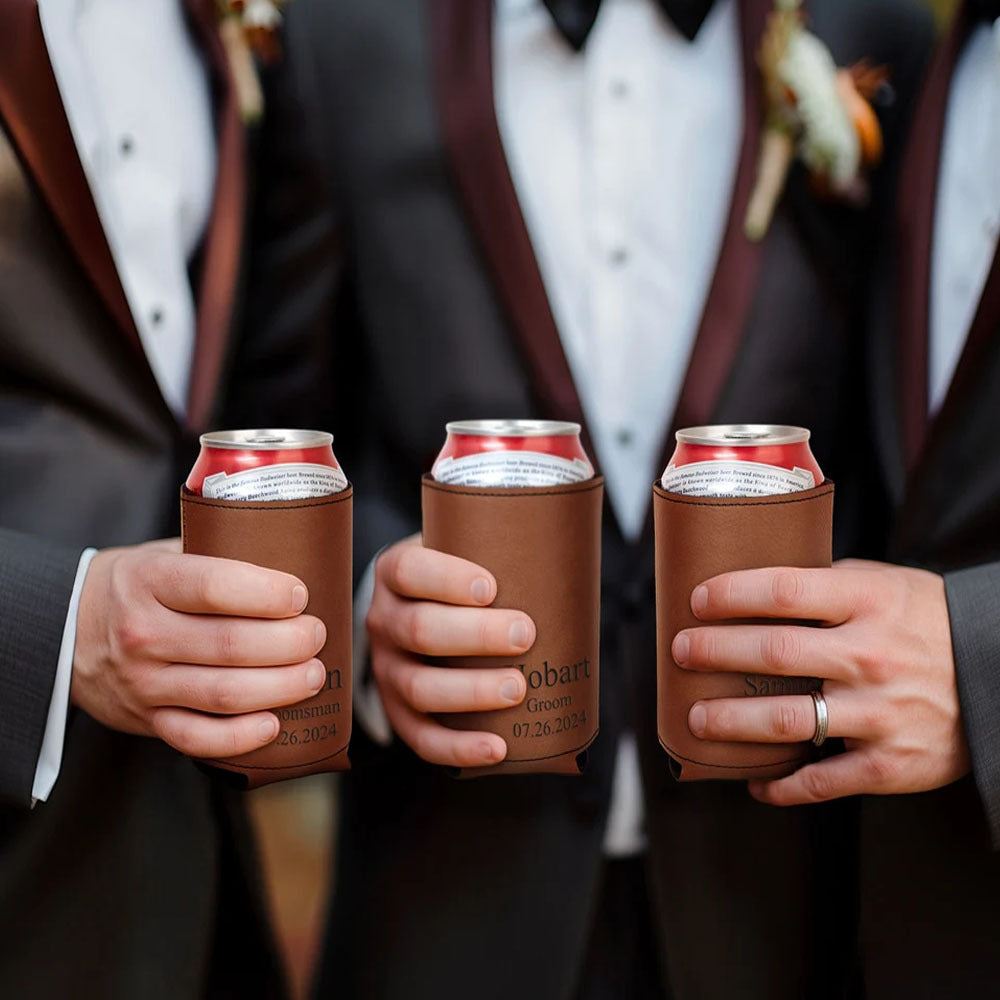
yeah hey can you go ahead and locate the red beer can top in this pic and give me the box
[432,419,594,487]
[186,428,347,500]
[661,424,823,497]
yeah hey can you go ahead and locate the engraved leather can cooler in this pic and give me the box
[654,482,834,781]
[422,474,603,776]
[181,487,352,786]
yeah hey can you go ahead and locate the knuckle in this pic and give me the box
[389,546,422,594]
[215,624,239,663]
[771,700,802,740]
[402,669,428,710]
[708,704,734,738]
[406,605,436,652]
[193,561,219,608]
[365,601,385,640]
[801,767,834,801]
[762,628,802,672]
[412,729,437,763]
[152,711,184,749]
[689,629,714,666]
[863,752,899,789]
[210,675,241,714]
[297,618,321,659]
[116,614,153,656]
[771,570,805,613]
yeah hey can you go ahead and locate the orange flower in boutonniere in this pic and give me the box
[744,0,887,242]
[216,0,289,123]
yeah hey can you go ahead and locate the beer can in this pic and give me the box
[186,429,348,501]
[660,424,823,497]
[431,419,594,487]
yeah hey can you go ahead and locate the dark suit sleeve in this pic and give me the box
[0,528,82,808]
[946,561,1000,848]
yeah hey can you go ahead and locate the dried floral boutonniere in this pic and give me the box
[744,0,886,241]
[216,0,288,122]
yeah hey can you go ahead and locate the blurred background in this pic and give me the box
[250,0,960,997]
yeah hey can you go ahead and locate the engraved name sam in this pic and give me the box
[743,674,820,697]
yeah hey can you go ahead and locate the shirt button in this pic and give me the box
[150,306,165,327]
[616,427,634,447]
[609,246,629,266]
[119,134,135,157]
[610,79,629,99]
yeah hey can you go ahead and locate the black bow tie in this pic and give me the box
[541,0,717,49]
[969,0,1000,22]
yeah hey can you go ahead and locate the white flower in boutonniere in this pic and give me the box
[216,0,289,123]
[744,0,886,242]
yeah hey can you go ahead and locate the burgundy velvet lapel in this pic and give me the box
[429,0,590,448]
[0,0,140,352]
[669,0,770,434]
[895,6,972,472]
[183,0,247,431]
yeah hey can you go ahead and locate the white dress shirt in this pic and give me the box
[930,18,1000,413]
[495,0,741,854]
[32,0,216,802]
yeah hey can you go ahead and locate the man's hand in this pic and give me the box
[73,540,328,758]
[672,559,971,805]
[367,535,535,768]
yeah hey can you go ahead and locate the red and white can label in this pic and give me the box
[432,450,593,488]
[201,462,348,501]
[660,460,816,497]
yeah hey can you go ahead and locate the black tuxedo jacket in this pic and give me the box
[0,2,284,995]
[238,1,932,998]
[859,6,1000,997]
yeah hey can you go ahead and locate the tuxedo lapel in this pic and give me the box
[0,0,140,353]
[183,0,247,431]
[429,0,591,450]
[894,7,973,474]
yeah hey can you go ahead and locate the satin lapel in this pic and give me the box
[668,0,770,434]
[429,0,591,450]
[184,0,247,432]
[0,0,140,351]
[895,7,972,473]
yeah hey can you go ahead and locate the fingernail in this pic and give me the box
[691,586,708,616]
[470,577,493,604]
[258,718,278,743]
[500,678,523,703]
[509,619,532,650]
[314,621,327,649]
[292,584,308,612]
[689,703,707,737]
[673,632,690,665]
[306,663,326,690]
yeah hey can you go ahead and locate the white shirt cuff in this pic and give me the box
[31,547,98,805]
[352,551,393,746]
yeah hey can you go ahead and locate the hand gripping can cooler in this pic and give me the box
[423,420,603,776]
[181,429,352,786]
[654,424,833,781]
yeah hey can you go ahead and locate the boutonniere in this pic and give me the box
[216,0,288,123]
[744,0,886,241]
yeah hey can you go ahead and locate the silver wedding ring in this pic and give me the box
[810,689,829,748]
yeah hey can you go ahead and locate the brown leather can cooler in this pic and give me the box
[653,481,834,781]
[421,474,603,776]
[180,487,352,786]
